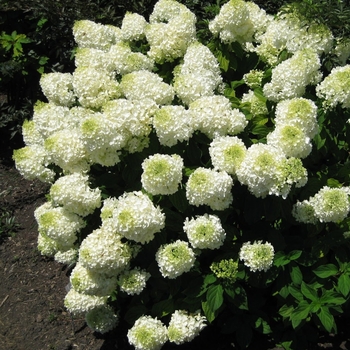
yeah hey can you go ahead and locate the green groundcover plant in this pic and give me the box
[12,0,350,349]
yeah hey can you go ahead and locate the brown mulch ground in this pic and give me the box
[1,158,350,350]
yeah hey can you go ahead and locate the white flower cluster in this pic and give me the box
[316,65,350,109]
[146,0,197,63]
[293,186,350,223]
[239,240,275,272]
[141,154,184,195]
[263,49,321,102]
[118,268,151,295]
[168,310,207,344]
[173,42,223,105]
[121,13,147,41]
[184,214,226,250]
[189,95,247,138]
[156,240,196,279]
[241,90,269,116]
[152,105,194,146]
[186,167,233,210]
[85,305,119,334]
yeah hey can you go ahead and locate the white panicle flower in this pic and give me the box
[152,105,194,146]
[37,232,60,257]
[75,47,115,72]
[35,205,85,246]
[241,90,269,116]
[310,186,350,223]
[54,248,78,265]
[267,124,312,159]
[239,240,275,272]
[168,310,207,345]
[334,38,350,66]
[274,98,318,138]
[114,191,165,244]
[85,306,118,334]
[236,143,285,198]
[292,200,318,224]
[40,73,75,106]
[73,20,116,51]
[209,136,247,176]
[21,119,44,146]
[13,145,54,183]
[316,65,350,110]
[118,268,151,295]
[146,0,197,63]
[79,228,132,274]
[184,214,226,250]
[120,70,174,105]
[50,173,101,217]
[189,95,247,138]
[156,240,196,279]
[70,263,118,296]
[73,67,121,109]
[127,315,168,350]
[32,102,70,139]
[186,167,233,210]
[64,288,107,315]
[109,42,155,75]
[44,128,89,173]
[209,0,255,44]
[243,69,265,89]
[263,49,321,102]
[121,13,147,41]
[141,154,184,195]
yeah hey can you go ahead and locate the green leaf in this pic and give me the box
[290,300,310,326]
[151,298,174,318]
[319,290,346,306]
[287,250,302,261]
[169,188,188,213]
[216,50,229,72]
[279,304,294,318]
[201,300,216,323]
[290,265,303,285]
[313,264,338,278]
[301,282,318,302]
[317,306,335,333]
[206,284,224,312]
[288,285,304,302]
[255,317,272,334]
[338,274,350,297]
[274,251,290,267]
[326,178,342,188]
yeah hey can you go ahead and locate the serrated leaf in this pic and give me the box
[288,285,304,302]
[290,265,303,285]
[313,264,338,278]
[279,304,294,318]
[301,282,318,302]
[255,317,272,334]
[317,306,334,333]
[320,290,346,305]
[290,300,310,324]
[338,274,350,297]
[206,284,224,312]
[201,300,216,323]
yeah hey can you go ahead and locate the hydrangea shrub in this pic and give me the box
[13,0,350,348]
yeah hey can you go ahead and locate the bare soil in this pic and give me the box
[1,159,350,350]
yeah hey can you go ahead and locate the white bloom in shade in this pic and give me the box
[152,105,194,146]
[73,67,121,109]
[50,173,101,217]
[73,20,116,51]
[113,191,165,244]
[121,12,147,41]
[32,102,70,139]
[292,200,318,224]
[64,288,107,315]
[75,47,115,72]
[239,241,275,272]
[263,49,321,102]
[266,124,312,159]
[35,205,85,246]
[274,98,318,138]
[184,214,226,250]
[209,136,247,176]
[141,154,184,195]
[85,306,118,334]
[39,72,75,106]
[118,268,151,295]
[316,65,350,109]
[310,186,350,223]
[54,248,78,265]
[168,310,207,345]
[243,69,265,89]
[189,95,247,138]
[21,119,44,146]
[236,143,285,198]
[120,70,174,105]
[79,228,132,274]
[70,263,118,296]
[186,167,233,211]
[127,315,168,350]
[13,145,55,183]
[44,128,89,173]
[156,240,196,279]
